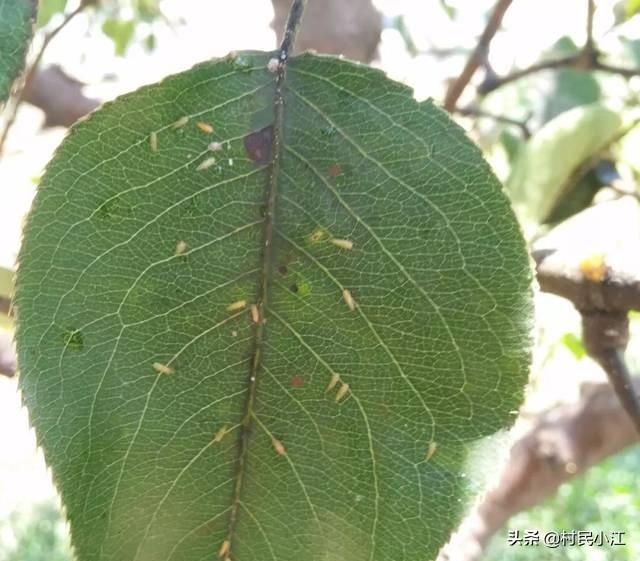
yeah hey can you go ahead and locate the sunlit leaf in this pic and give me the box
[36,0,66,28]
[16,52,532,561]
[508,103,622,223]
[102,18,136,57]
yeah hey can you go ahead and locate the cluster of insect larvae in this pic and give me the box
[326,372,350,403]
[148,114,219,161]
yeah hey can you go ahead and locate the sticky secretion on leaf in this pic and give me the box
[243,124,274,165]
[267,58,279,73]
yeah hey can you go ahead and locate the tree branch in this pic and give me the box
[454,105,531,138]
[438,379,640,561]
[478,0,639,96]
[0,3,86,154]
[443,0,513,112]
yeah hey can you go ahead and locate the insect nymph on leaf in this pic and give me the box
[152,362,173,375]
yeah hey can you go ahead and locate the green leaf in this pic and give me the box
[541,38,601,124]
[561,333,586,360]
[508,103,622,223]
[626,0,640,18]
[101,18,136,57]
[0,0,37,104]
[16,52,532,561]
[36,0,66,28]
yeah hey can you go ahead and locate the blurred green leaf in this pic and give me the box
[36,0,66,28]
[101,18,135,56]
[500,129,525,165]
[0,265,13,299]
[134,0,161,21]
[143,32,156,52]
[0,0,37,103]
[616,123,640,176]
[561,333,586,360]
[542,159,617,225]
[508,103,622,222]
[439,0,456,18]
[626,0,640,18]
[541,38,601,124]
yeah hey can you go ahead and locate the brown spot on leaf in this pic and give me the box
[278,264,288,275]
[244,125,274,165]
[290,375,304,388]
[328,164,342,178]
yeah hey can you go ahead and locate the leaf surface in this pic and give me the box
[0,0,36,103]
[16,52,532,561]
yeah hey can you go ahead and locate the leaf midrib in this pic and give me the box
[224,51,287,555]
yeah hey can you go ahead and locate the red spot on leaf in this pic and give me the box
[290,376,304,388]
[328,164,342,178]
[244,125,274,165]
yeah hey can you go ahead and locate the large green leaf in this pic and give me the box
[0,0,36,103]
[508,103,622,223]
[16,52,532,561]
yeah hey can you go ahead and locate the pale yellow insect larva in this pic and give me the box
[335,383,350,403]
[218,539,230,558]
[213,425,228,443]
[208,141,223,152]
[226,299,247,313]
[172,116,189,129]
[196,157,216,171]
[330,238,354,250]
[149,131,158,152]
[175,240,188,256]
[153,362,174,375]
[425,441,437,462]
[342,289,356,311]
[250,304,260,324]
[272,437,286,456]
[196,121,214,134]
[326,372,340,393]
[267,58,279,73]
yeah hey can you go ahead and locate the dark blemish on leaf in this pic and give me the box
[320,126,336,137]
[62,329,84,352]
[290,283,299,293]
[290,376,304,388]
[244,125,274,166]
[278,265,288,275]
[328,164,342,178]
